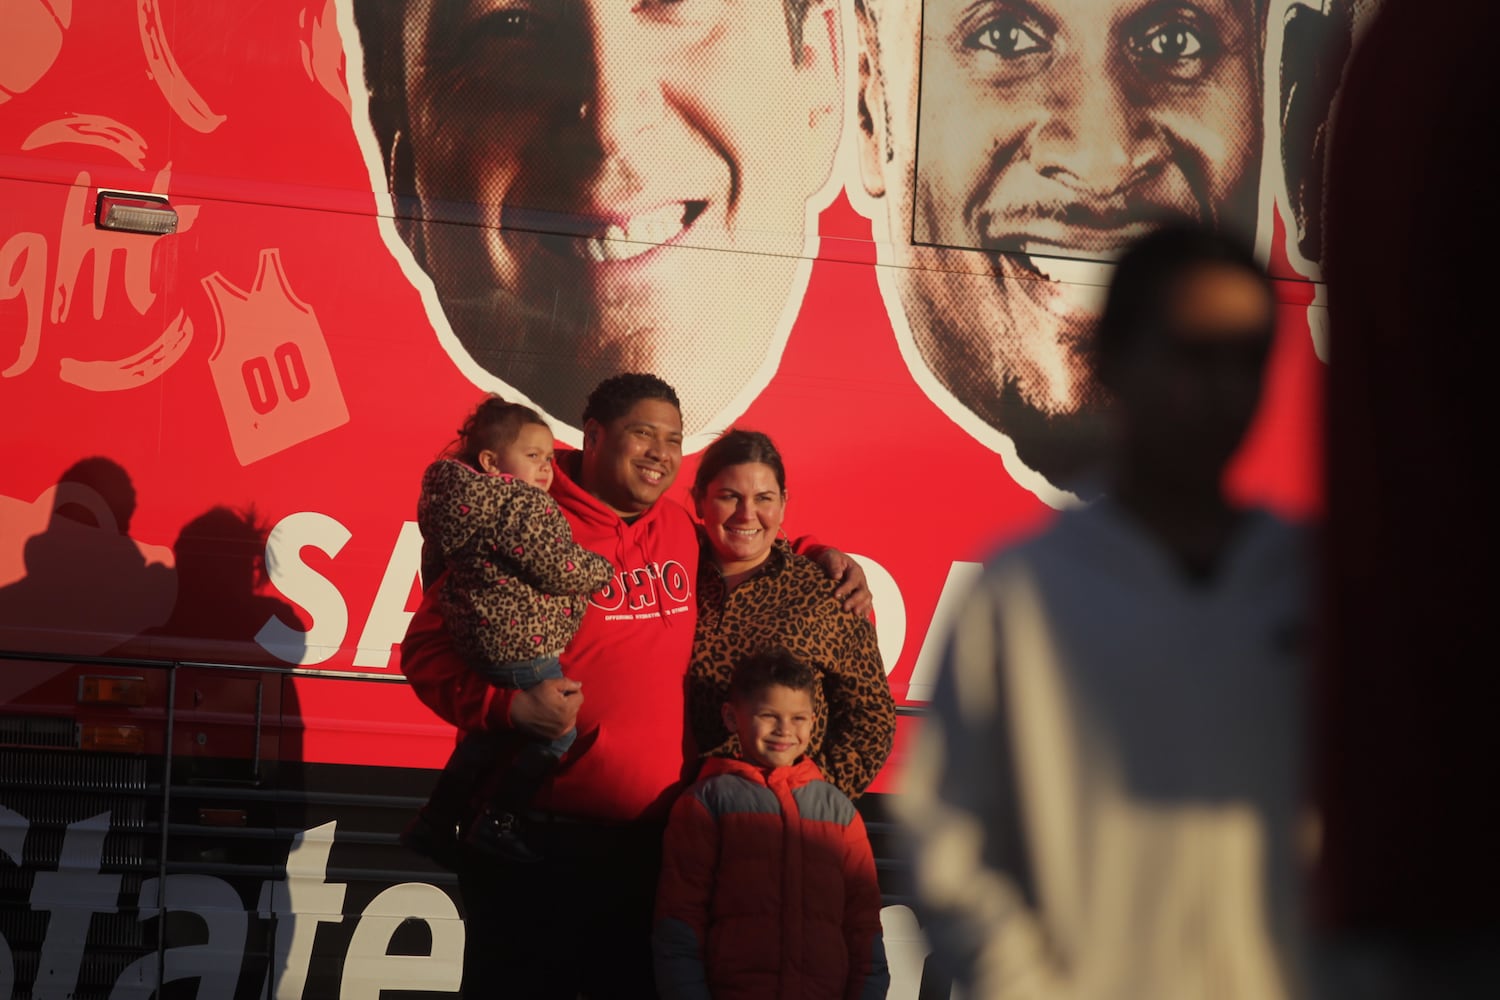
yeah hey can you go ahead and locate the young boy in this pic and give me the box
[653,648,890,1000]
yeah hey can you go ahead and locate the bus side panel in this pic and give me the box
[0,659,166,1000]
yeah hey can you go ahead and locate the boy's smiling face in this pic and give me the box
[723,683,814,770]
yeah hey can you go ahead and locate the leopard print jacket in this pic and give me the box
[418,458,612,669]
[688,538,895,799]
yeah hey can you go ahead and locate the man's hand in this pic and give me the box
[509,677,582,740]
[815,548,873,617]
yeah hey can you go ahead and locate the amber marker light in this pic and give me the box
[78,675,149,707]
[79,724,146,753]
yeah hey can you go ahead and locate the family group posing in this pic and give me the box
[399,373,896,999]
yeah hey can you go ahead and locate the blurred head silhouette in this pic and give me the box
[1095,223,1274,500]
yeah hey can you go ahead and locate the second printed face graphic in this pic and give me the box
[349,0,844,442]
[856,0,1267,496]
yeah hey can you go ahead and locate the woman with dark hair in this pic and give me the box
[686,430,895,799]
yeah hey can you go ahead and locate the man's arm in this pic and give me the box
[400,587,580,738]
[652,792,718,1000]
[791,536,873,616]
[894,572,1065,997]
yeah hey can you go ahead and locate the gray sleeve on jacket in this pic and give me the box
[652,917,714,1000]
[858,934,890,1000]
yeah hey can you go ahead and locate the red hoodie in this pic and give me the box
[401,451,700,823]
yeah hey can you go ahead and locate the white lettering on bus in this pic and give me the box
[253,512,707,671]
[4,813,464,998]
[352,520,423,668]
[0,808,948,998]
[258,512,352,665]
[266,822,347,999]
[845,552,907,674]
[248,513,943,698]
[340,882,461,997]
[903,561,983,702]
[29,813,120,1000]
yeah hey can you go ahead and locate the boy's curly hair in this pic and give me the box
[729,647,819,703]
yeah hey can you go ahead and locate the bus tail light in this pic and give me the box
[80,724,146,753]
[79,675,149,707]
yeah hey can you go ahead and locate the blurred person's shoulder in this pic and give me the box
[973,500,1308,598]
[1224,507,1310,594]
[976,498,1136,580]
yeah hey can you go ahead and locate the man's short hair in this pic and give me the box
[352,0,829,181]
[349,0,406,180]
[581,373,682,427]
[782,0,816,65]
[1095,224,1271,371]
[853,0,895,164]
[729,647,820,703]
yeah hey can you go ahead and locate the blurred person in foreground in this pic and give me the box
[897,224,1309,998]
[1315,0,1500,994]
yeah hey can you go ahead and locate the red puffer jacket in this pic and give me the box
[653,756,889,1000]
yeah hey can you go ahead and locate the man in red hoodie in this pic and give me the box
[401,373,869,998]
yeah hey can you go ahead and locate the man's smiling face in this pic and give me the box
[391,0,843,437]
[914,0,1263,261]
[581,397,684,516]
[855,0,1263,490]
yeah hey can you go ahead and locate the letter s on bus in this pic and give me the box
[257,511,351,665]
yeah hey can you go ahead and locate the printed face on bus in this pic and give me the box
[1277,0,1380,273]
[359,0,842,442]
[855,0,1263,492]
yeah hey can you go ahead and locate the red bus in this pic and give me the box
[1,1,1347,995]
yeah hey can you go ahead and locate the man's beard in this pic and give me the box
[959,368,1113,499]
[902,251,1115,496]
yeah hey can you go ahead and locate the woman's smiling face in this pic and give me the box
[694,460,786,576]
